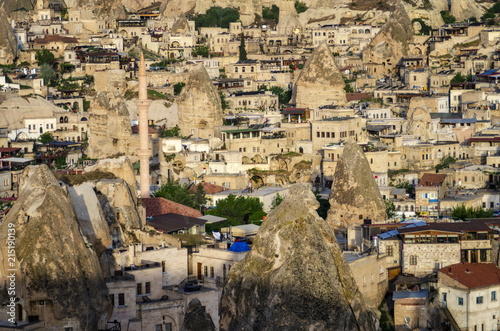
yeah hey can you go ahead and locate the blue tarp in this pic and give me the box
[228,242,250,252]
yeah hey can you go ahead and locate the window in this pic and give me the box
[458,297,463,306]
[145,282,151,294]
[156,325,162,331]
[477,296,483,304]
[386,246,393,256]
[210,267,214,278]
[410,255,417,265]
[492,291,497,301]
[162,261,166,272]
[317,132,320,138]
[204,266,208,277]
[118,293,125,306]
[110,294,115,306]
[137,283,142,295]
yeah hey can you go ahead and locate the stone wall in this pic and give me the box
[403,243,460,276]
[191,247,248,283]
[347,253,387,309]
[140,246,188,287]
[394,297,427,329]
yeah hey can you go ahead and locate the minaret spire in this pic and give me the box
[136,51,151,198]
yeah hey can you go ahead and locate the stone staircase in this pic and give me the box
[442,305,461,331]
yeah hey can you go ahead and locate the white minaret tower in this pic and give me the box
[136,52,151,198]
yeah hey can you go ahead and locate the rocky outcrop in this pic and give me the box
[183,299,216,331]
[87,91,140,161]
[0,165,110,329]
[96,179,143,230]
[68,182,112,256]
[403,105,434,142]
[177,64,223,139]
[363,4,413,76]
[85,156,138,195]
[220,183,376,331]
[0,8,17,65]
[326,142,386,229]
[292,42,346,109]
[0,96,57,131]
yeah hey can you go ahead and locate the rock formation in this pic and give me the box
[0,96,57,131]
[68,182,112,256]
[87,91,140,161]
[326,142,386,229]
[292,42,346,109]
[0,165,110,329]
[84,156,137,194]
[220,183,376,331]
[177,64,223,139]
[403,105,434,142]
[0,8,18,65]
[183,299,216,331]
[363,4,413,76]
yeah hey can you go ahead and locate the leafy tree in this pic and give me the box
[192,45,210,58]
[468,16,477,23]
[173,82,186,95]
[39,132,53,144]
[451,204,494,221]
[385,199,396,219]
[192,7,240,29]
[395,181,415,197]
[35,49,55,66]
[295,1,308,14]
[153,181,196,208]
[207,194,266,225]
[18,61,31,68]
[193,183,207,209]
[83,74,94,86]
[435,155,457,171]
[239,34,247,61]
[269,86,292,106]
[344,82,355,93]
[39,64,55,85]
[219,91,229,111]
[270,193,284,210]
[161,125,181,138]
[450,72,469,84]
[440,10,456,24]
[262,5,279,20]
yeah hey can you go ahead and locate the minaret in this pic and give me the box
[136,52,151,198]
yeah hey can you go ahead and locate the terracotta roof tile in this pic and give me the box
[188,182,226,195]
[419,173,447,187]
[439,263,500,289]
[142,198,202,218]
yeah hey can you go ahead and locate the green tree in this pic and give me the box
[451,204,494,221]
[435,155,457,171]
[154,181,196,207]
[193,183,207,209]
[450,72,469,84]
[395,181,415,197]
[269,86,292,106]
[270,193,284,210]
[441,10,456,24]
[39,132,53,144]
[207,194,266,225]
[295,1,308,14]
[192,45,210,58]
[39,64,56,85]
[173,82,186,95]
[262,5,279,20]
[161,125,181,138]
[191,7,240,29]
[385,199,396,219]
[219,91,229,111]
[35,49,55,66]
[239,34,247,61]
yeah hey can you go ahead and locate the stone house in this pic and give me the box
[191,247,248,285]
[310,116,363,153]
[438,263,500,331]
[398,222,493,276]
[415,173,447,218]
[393,289,428,330]
[344,252,388,309]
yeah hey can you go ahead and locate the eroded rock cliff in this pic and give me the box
[292,42,346,109]
[220,183,376,331]
[0,165,110,329]
[177,64,223,139]
[326,142,386,229]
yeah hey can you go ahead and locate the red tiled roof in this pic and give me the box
[468,137,500,143]
[131,125,158,134]
[188,182,226,195]
[0,148,20,153]
[418,173,447,187]
[439,263,500,289]
[142,198,202,218]
[34,35,78,44]
[346,93,371,102]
